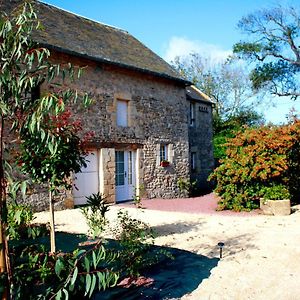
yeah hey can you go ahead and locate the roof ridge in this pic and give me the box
[39,0,129,35]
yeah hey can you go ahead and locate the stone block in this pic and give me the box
[260,199,291,216]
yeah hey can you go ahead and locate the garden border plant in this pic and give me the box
[209,117,300,211]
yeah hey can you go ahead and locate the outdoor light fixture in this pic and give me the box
[218,242,225,259]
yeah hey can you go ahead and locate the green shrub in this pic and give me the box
[209,119,300,211]
[9,243,119,299]
[132,184,146,208]
[177,178,198,196]
[81,193,110,238]
[259,184,290,200]
[112,210,156,277]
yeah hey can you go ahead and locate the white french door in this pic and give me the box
[115,150,136,202]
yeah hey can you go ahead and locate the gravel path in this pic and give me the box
[34,195,300,300]
[120,193,260,216]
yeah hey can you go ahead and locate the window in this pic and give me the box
[160,144,168,162]
[190,102,196,126]
[191,152,196,171]
[115,151,125,186]
[116,100,128,127]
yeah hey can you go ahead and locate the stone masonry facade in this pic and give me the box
[188,98,214,191]
[47,51,190,204]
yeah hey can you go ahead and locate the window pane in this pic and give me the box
[117,100,128,127]
[128,151,133,185]
[160,144,168,161]
[115,151,125,186]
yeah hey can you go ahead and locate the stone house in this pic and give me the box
[186,86,214,191]
[3,0,214,208]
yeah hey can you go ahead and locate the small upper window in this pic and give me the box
[116,100,128,127]
[191,152,197,171]
[190,102,196,126]
[160,144,168,162]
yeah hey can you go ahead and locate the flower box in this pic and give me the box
[160,160,170,167]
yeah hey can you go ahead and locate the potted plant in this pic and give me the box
[160,160,170,167]
[259,184,291,216]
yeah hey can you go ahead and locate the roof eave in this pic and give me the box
[186,94,213,105]
[40,43,191,86]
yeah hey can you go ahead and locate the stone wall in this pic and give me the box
[15,185,71,212]
[46,51,190,202]
[99,148,115,203]
[188,101,214,191]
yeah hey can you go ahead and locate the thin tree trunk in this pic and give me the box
[0,116,9,300]
[49,189,56,253]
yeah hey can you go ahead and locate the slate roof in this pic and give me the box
[186,85,213,104]
[1,0,189,85]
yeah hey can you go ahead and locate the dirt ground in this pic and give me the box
[34,195,300,300]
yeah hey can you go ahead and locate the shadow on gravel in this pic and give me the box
[152,221,206,237]
[18,232,219,299]
[96,245,219,300]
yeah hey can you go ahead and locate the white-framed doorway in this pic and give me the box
[115,150,136,202]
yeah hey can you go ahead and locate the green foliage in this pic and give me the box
[0,0,92,291]
[177,178,198,196]
[18,110,87,191]
[132,184,145,208]
[209,119,300,210]
[7,203,33,240]
[7,203,48,240]
[81,193,109,238]
[9,243,119,300]
[54,244,119,299]
[113,210,156,277]
[233,5,300,98]
[287,137,300,204]
[259,184,290,200]
[213,109,265,160]
[1,0,91,195]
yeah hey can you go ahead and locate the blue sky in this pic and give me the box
[42,0,300,124]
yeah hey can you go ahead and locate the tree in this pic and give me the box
[172,53,264,160]
[0,0,89,292]
[18,110,89,253]
[172,53,257,118]
[233,5,300,99]
[213,108,265,160]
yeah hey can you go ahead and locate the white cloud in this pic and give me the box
[163,36,232,64]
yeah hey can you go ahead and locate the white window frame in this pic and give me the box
[116,99,128,127]
[160,144,168,162]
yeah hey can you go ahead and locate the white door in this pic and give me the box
[73,151,99,205]
[115,150,136,202]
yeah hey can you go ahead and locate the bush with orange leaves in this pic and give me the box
[209,117,300,211]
